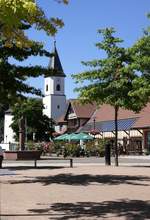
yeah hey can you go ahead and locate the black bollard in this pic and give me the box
[0,155,3,168]
[105,143,111,166]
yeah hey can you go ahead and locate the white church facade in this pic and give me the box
[43,42,66,121]
[4,109,15,144]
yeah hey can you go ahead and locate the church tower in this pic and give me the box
[43,42,66,121]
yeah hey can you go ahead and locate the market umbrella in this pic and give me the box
[54,133,69,141]
[63,133,77,141]
[54,133,77,141]
[54,132,94,141]
[70,132,94,141]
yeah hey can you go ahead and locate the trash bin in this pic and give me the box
[105,143,111,166]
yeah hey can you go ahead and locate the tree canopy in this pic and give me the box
[128,26,150,101]
[73,28,147,111]
[72,28,149,166]
[11,98,55,142]
[0,0,68,47]
[0,0,69,105]
[0,27,51,105]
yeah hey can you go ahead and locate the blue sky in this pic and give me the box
[22,0,149,99]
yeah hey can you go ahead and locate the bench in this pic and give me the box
[34,157,73,168]
[4,157,73,168]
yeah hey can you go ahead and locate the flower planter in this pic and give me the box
[4,150,42,160]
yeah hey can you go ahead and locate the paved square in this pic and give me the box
[0,165,150,220]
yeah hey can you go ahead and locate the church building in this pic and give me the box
[43,42,67,121]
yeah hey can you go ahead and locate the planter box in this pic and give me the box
[4,150,42,160]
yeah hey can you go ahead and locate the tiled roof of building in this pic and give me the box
[85,103,150,130]
[132,103,150,129]
[88,104,139,122]
[70,100,97,118]
[57,101,150,130]
[56,100,97,123]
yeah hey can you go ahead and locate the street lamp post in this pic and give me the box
[93,117,96,130]
[93,117,96,138]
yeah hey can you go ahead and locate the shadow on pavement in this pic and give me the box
[1,200,150,219]
[7,173,150,186]
[28,200,150,220]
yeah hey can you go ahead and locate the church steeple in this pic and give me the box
[48,41,66,77]
[43,40,66,121]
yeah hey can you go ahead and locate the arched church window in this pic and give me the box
[56,84,61,91]
[46,84,48,91]
[57,105,60,109]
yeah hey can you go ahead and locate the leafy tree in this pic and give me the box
[72,28,148,166]
[0,0,68,47]
[0,0,68,105]
[0,0,67,149]
[0,30,51,105]
[11,98,55,142]
[0,31,52,149]
[128,24,150,101]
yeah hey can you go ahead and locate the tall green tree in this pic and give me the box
[0,0,68,105]
[72,28,148,166]
[11,98,55,142]
[0,0,68,47]
[128,23,150,101]
[0,29,51,105]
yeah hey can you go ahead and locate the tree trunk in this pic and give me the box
[19,116,25,151]
[114,106,119,166]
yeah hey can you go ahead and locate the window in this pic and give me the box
[46,84,48,91]
[57,105,60,109]
[56,84,61,91]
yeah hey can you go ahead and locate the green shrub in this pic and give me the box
[54,141,66,156]
[144,148,150,155]
[96,139,106,157]
[85,141,96,156]
[63,143,80,157]
[26,141,37,150]
[85,139,106,157]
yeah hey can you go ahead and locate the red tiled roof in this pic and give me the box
[132,103,150,129]
[89,103,150,129]
[71,100,97,118]
[90,104,139,122]
[56,100,97,124]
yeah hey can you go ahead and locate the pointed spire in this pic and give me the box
[48,40,65,77]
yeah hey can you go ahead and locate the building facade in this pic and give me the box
[4,109,15,144]
[43,42,66,121]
